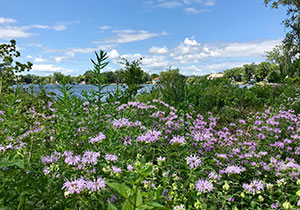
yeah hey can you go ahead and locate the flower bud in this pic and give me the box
[223,182,230,191]
[258,195,264,202]
[283,201,293,209]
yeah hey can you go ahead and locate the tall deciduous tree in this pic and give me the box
[0,40,32,94]
[121,57,144,101]
[264,0,300,55]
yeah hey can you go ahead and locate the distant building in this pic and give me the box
[207,73,224,80]
[152,76,161,84]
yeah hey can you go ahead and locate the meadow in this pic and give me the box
[1,80,300,210]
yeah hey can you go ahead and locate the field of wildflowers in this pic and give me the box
[1,85,300,210]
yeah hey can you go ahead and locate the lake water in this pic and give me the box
[14,84,155,99]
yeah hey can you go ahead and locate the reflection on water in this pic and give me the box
[14,84,155,99]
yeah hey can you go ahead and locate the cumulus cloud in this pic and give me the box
[170,37,282,64]
[0,17,16,24]
[107,49,120,59]
[34,56,47,63]
[104,29,160,44]
[32,64,75,75]
[0,26,32,40]
[149,46,169,54]
[112,37,282,75]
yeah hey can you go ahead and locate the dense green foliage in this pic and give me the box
[0,40,32,95]
[264,0,300,56]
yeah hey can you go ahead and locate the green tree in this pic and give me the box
[158,68,186,107]
[243,63,257,82]
[121,57,144,101]
[115,69,125,84]
[53,72,64,83]
[0,40,32,94]
[102,71,116,84]
[255,62,279,81]
[264,0,300,55]
[266,43,294,77]
[84,70,94,84]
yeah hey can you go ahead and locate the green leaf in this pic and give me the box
[106,182,133,199]
[122,200,134,210]
[145,201,170,210]
[108,201,118,210]
[136,189,143,206]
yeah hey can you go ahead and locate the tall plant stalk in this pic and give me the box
[90,50,109,120]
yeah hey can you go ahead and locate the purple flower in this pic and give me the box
[86,177,105,191]
[186,155,202,169]
[65,155,81,166]
[62,178,86,194]
[136,130,162,143]
[127,164,134,171]
[257,133,265,139]
[157,156,166,162]
[113,118,130,128]
[173,204,185,210]
[41,154,59,164]
[239,119,245,124]
[170,135,186,145]
[89,132,106,144]
[224,165,245,174]
[271,202,279,209]
[243,180,264,194]
[81,151,100,165]
[112,166,122,173]
[43,167,50,175]
[105,154,118,162]
[195,179,213,193]
[208,171,221,180]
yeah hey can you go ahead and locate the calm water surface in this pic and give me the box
[15,84,155,99]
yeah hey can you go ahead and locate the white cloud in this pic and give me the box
[149,46,169,54]
[53,24,67,31]
[0,17,16,24]
[105,29,160,44]
[116,37,282,76]
[145,0,216,10]
[181,61,251,75]
[158,1,182,8]
[170,37,282,64]
[0,21,73,40]
[34,56,47,63]
[142,55,170,71]
[183,37,199,46]
[202,0,215,6]
[100,25,111,31]
[32,64,75,75]
[0,26,32,39]
[30,23,68,31]
[107,49,120,59]
[185,7,209,13]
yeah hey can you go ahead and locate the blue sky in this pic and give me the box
[0,0,287,76]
